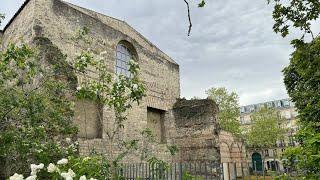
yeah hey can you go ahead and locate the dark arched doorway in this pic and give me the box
[252,152,263,172]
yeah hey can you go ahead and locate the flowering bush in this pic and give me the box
[0,44,78,176]
[9,157,106,180]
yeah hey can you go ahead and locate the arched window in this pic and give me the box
[115,42,135,77]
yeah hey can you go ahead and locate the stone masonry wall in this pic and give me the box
[169,99,221,163]
[1,0,35,49]
[30,0,180,162]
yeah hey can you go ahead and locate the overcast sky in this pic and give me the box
[1,0,307,105]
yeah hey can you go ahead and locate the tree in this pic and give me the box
[206,87,242,137]
[268,0,320,178]
[0,43,78,176]
[281,38,320,178]
[246,107,286,149]
[268,0,320,39]
[246,107,287,168]
[183,0,206,36]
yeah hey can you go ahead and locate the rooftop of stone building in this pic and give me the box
[0,0,178,65]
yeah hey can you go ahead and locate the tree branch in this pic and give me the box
[183,0,192,36]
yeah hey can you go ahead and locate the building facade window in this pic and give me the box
[115,43,135,77]
[283,99,290,107]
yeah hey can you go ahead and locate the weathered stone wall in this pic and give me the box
[29,0,179,161]
[1,0,35,48]
[169,99,220,163]
[0,31,3,43]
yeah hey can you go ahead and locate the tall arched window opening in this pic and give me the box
[115,42,136,77]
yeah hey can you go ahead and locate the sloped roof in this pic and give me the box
[1,0,178,64]
[0,0,31,33]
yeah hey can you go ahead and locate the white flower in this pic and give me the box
[80,56,86,61]
[61,172,73,180]
[60,172,69,178]
[132,84,138,90]
[30,163,44,175]
[79,175,87,180]
[57,158,68,165]
[76,86,82,91]
[38,163,44,169]
[60,169,76,180]
[9,173,24,180]
[25,175,37,180]
[89,178,97,180]
[65,137,72,143]
[68,169,76,177]
[47,163,57,173]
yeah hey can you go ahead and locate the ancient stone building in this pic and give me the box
[0,0,221,165]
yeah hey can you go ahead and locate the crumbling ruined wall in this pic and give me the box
[170,99,221,163]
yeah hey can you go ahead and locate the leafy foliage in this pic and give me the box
[283,38,320,125]
[198,0,206,8]
[267,1,320,178]
[268,0,320,38]
[182,171,204,180]
[246,107,287,148]
[0,44,78,176]
[206,87,242,137]
[282,37,320,179]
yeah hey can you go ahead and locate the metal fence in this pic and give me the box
[119,161,222,180]
[119,161,303,180]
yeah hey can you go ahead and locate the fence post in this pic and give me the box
[247,162,251,180]
[175,163,177,180]
[204,162,208,180]
[254,161,258,180]
[262,160,265,180]
[233,162,237,180]
[194,162,197,177]
[241,162,244,180]
[221,163,224,180]
[228,163,231,180]
[148,163,152,179]
[179,162,183,180]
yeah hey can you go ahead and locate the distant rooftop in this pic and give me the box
[240,98,294,114]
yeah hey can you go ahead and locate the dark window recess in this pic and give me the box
[147,107,166,144]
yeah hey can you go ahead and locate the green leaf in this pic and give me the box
[198,0,206,7]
